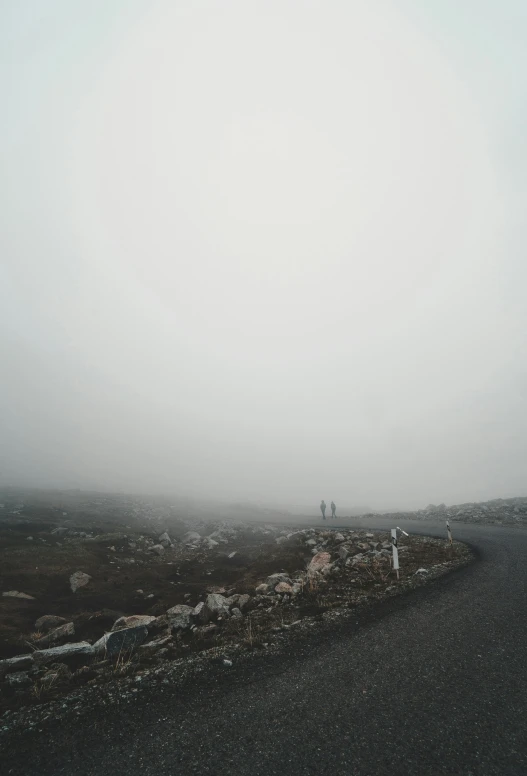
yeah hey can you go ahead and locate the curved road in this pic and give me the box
[3,519,527,775]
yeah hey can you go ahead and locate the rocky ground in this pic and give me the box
[0,494,471,725]
[367,496,527,527]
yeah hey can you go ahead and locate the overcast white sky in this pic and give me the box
[1,0,526,509]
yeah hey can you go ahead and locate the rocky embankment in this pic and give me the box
[0,525,470,724]
[368,496,527,526]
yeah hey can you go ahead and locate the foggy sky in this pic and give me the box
[1,0,527,510]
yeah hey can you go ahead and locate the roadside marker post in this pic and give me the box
[391,528,400,580]
[446,520,453,545]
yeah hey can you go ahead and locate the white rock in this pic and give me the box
[2,590,35,600]
[34,641,95,665]
[308,552,331,574]
[237,594,251,611]
[69,571,91,593]
[167,604,194,631]
[112,615,156,631]
[182,531,201,544]
[202,593,230,620]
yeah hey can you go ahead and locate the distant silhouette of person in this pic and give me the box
[320,500,326,520]
[331,501,336,519]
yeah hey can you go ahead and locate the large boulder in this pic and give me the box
[265,573,292,588]
[167,604,194,631]
[34,641,95,666]
[35,615,67,633]
[182,531,201,545]
[93,626,149,657]
[158,532,173,547]
[308,551,332,574]
[70,571,91,593]
[111,615,156,631]
[237,594,251,612]
[35,622,74,648]
[0,654,34,675]
[201,593,229,622]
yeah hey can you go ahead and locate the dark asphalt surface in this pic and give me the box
[3,519,527,776]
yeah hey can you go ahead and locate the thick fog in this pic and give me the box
[1,1,526,510]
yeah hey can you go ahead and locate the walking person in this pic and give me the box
[331,500,337,519]
[320,500,327,520]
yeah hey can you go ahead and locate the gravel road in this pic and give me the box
[3,519,527,775]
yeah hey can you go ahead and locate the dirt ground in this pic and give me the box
[0,494,472,715]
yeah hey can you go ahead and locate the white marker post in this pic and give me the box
[446,520,453,545]
[391,528,400,580]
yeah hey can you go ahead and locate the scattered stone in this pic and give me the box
[0,654,34,675]
[167,605,194,631]
[158,532,173,547]
[112,615,156,631]
[182,531,201,545]
[415,568,428,575]
[237,594,251,612]
[2,590,35,600]
[193,623,218,638]
[34,622,74,648]
[139,636,172,652]
[308,552,332,574]
[150,544,165,555]
[334,533,346,542]
[202,593,230,621]
[35,615,67,633]
[266,573,292,588]
[69,571,91,593]
[231,607,243,618]
[5,671,32,688]
[34,642,95,666]
[275,581,293,594]
[223,659,233,667]
[338,546,349,561]
[93,626,149,657]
